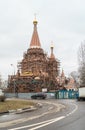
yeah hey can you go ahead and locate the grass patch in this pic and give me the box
[0,100,35,112]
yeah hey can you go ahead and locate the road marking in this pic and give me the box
[48,106,54,110]
[29,116,65,130]
[8,116,65,130]
[1,115,8,117]
[66,102,78,117]
[8,101,78,130]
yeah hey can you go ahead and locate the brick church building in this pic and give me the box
[7,18,64,93]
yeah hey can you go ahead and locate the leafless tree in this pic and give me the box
[78,41,85,87]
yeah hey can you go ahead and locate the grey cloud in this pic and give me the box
[0,0,85,80]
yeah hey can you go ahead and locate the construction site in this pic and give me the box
[7,19,65,93]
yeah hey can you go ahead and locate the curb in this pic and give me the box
[0,107,37,115]
[15,103,43,114]
[0,103,42,115]
[0,111,9,115]
[16,107,37,114]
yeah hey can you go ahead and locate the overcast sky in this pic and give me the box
[0,0,85,80]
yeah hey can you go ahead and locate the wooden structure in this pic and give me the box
[7,19,60,93]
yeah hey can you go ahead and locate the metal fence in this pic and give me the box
[5,90,78,99]
[5,92,55,99]
[55,90,78,99]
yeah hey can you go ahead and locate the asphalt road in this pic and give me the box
[0,99,85,130]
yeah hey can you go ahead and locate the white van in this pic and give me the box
[0,89,5,102]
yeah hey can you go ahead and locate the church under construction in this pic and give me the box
[7,19,65,93]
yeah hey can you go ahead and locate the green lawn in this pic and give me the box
[0,99,35,112]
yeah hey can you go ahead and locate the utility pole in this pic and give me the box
[11,64,15,75]
[11,64,16,96]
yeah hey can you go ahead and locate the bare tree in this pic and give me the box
[78,41,85,87]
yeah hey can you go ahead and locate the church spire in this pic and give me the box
[61,69,65,77]
[50,42,55,59]
[30,18,41,48]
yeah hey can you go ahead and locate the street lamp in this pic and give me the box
[13,78,16,94]
[11,64,16,97]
